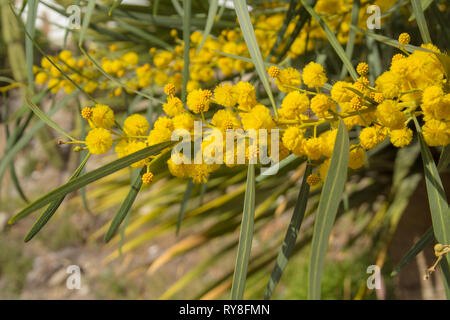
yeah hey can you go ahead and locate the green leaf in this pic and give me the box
[24,96,75,140]
[391,227,434,277]
[438,145,450,172]
[340,0,360,79]
[197,0,218,53]
[182,0,191,102]
[25,0,38,90]
[411,0,432,43]
[308,119,349,300]
[79,0,96,46]
[409,0,434,21]
[108,0,123,16]
[414,122,450,246]
[231,163,256,300]
[9,141,175,224]
[176,179,194,236]
[233,0,278,118]
[24,154,90,242]
[301,0,358,81]
[265,164,312,299]
[104,168,145,243]
[171,0,184,17]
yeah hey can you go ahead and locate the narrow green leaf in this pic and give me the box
[391,227,434,276]
[340,0,360,79]
[176,179,194,236]
[438,145,450,172]
[104,168,145,243]
[301,0,358,81]
[25,0,38,90]
[79,0,96,46]
[9,141,175,224]
[9,162,29,203]
[265,164,312,299]
[308,119,349,300]
[414,121,450,246]
[411,0,432,43]
[182,0,191,103]
[171,0,184,17]
[233,0,278,118]
[440,257,450,299]
[197,0,218,53]
[409,0,434,21]
[24,96,75,140]
[108,0,122,16]
[24,154,90,242]
[231,163,256,300]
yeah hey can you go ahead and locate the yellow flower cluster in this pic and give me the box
[33,0,398,100]
[67,35,448,187]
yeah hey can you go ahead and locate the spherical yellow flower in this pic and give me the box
[376,100,406,130]
[163,96,184,117]
[187,89,212,113]
[390,127,413,147]
[307,173,320,186]
[392,54,405,62]
[241,104,274,131]
[373,93,384,104]
[35,72,48,85]
[89,104,115,129]
[124,114,149,137]
[280,91,310,119]
[331,81,353,103]
[398,33,410,45]
[233,81,257,110]
[153,51,174,68]
[348,147,365,169]
[81,107,93,120]
[172,113,195,133]
[310,94,335,118]
[85,128,113,155]
[303,138,322,160]
[164,83,176,96]
[122,52,139,66]
[268,66,280,78]
[350,96,363,110]
[359,127,384,150]
[211,109,241,132]
[148,117,174,146]
[375,71,401,99]
[168,157,188,178]
[214,83,237,108]
[142,172,154,185]
[302,62,327,88]
[282,126,305,155]
[275,67,302,93]
[189,163,213,184]
[59,50,72,61]
[422,86,450,121]
[422,119,450,147]
[356,62,369,76]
